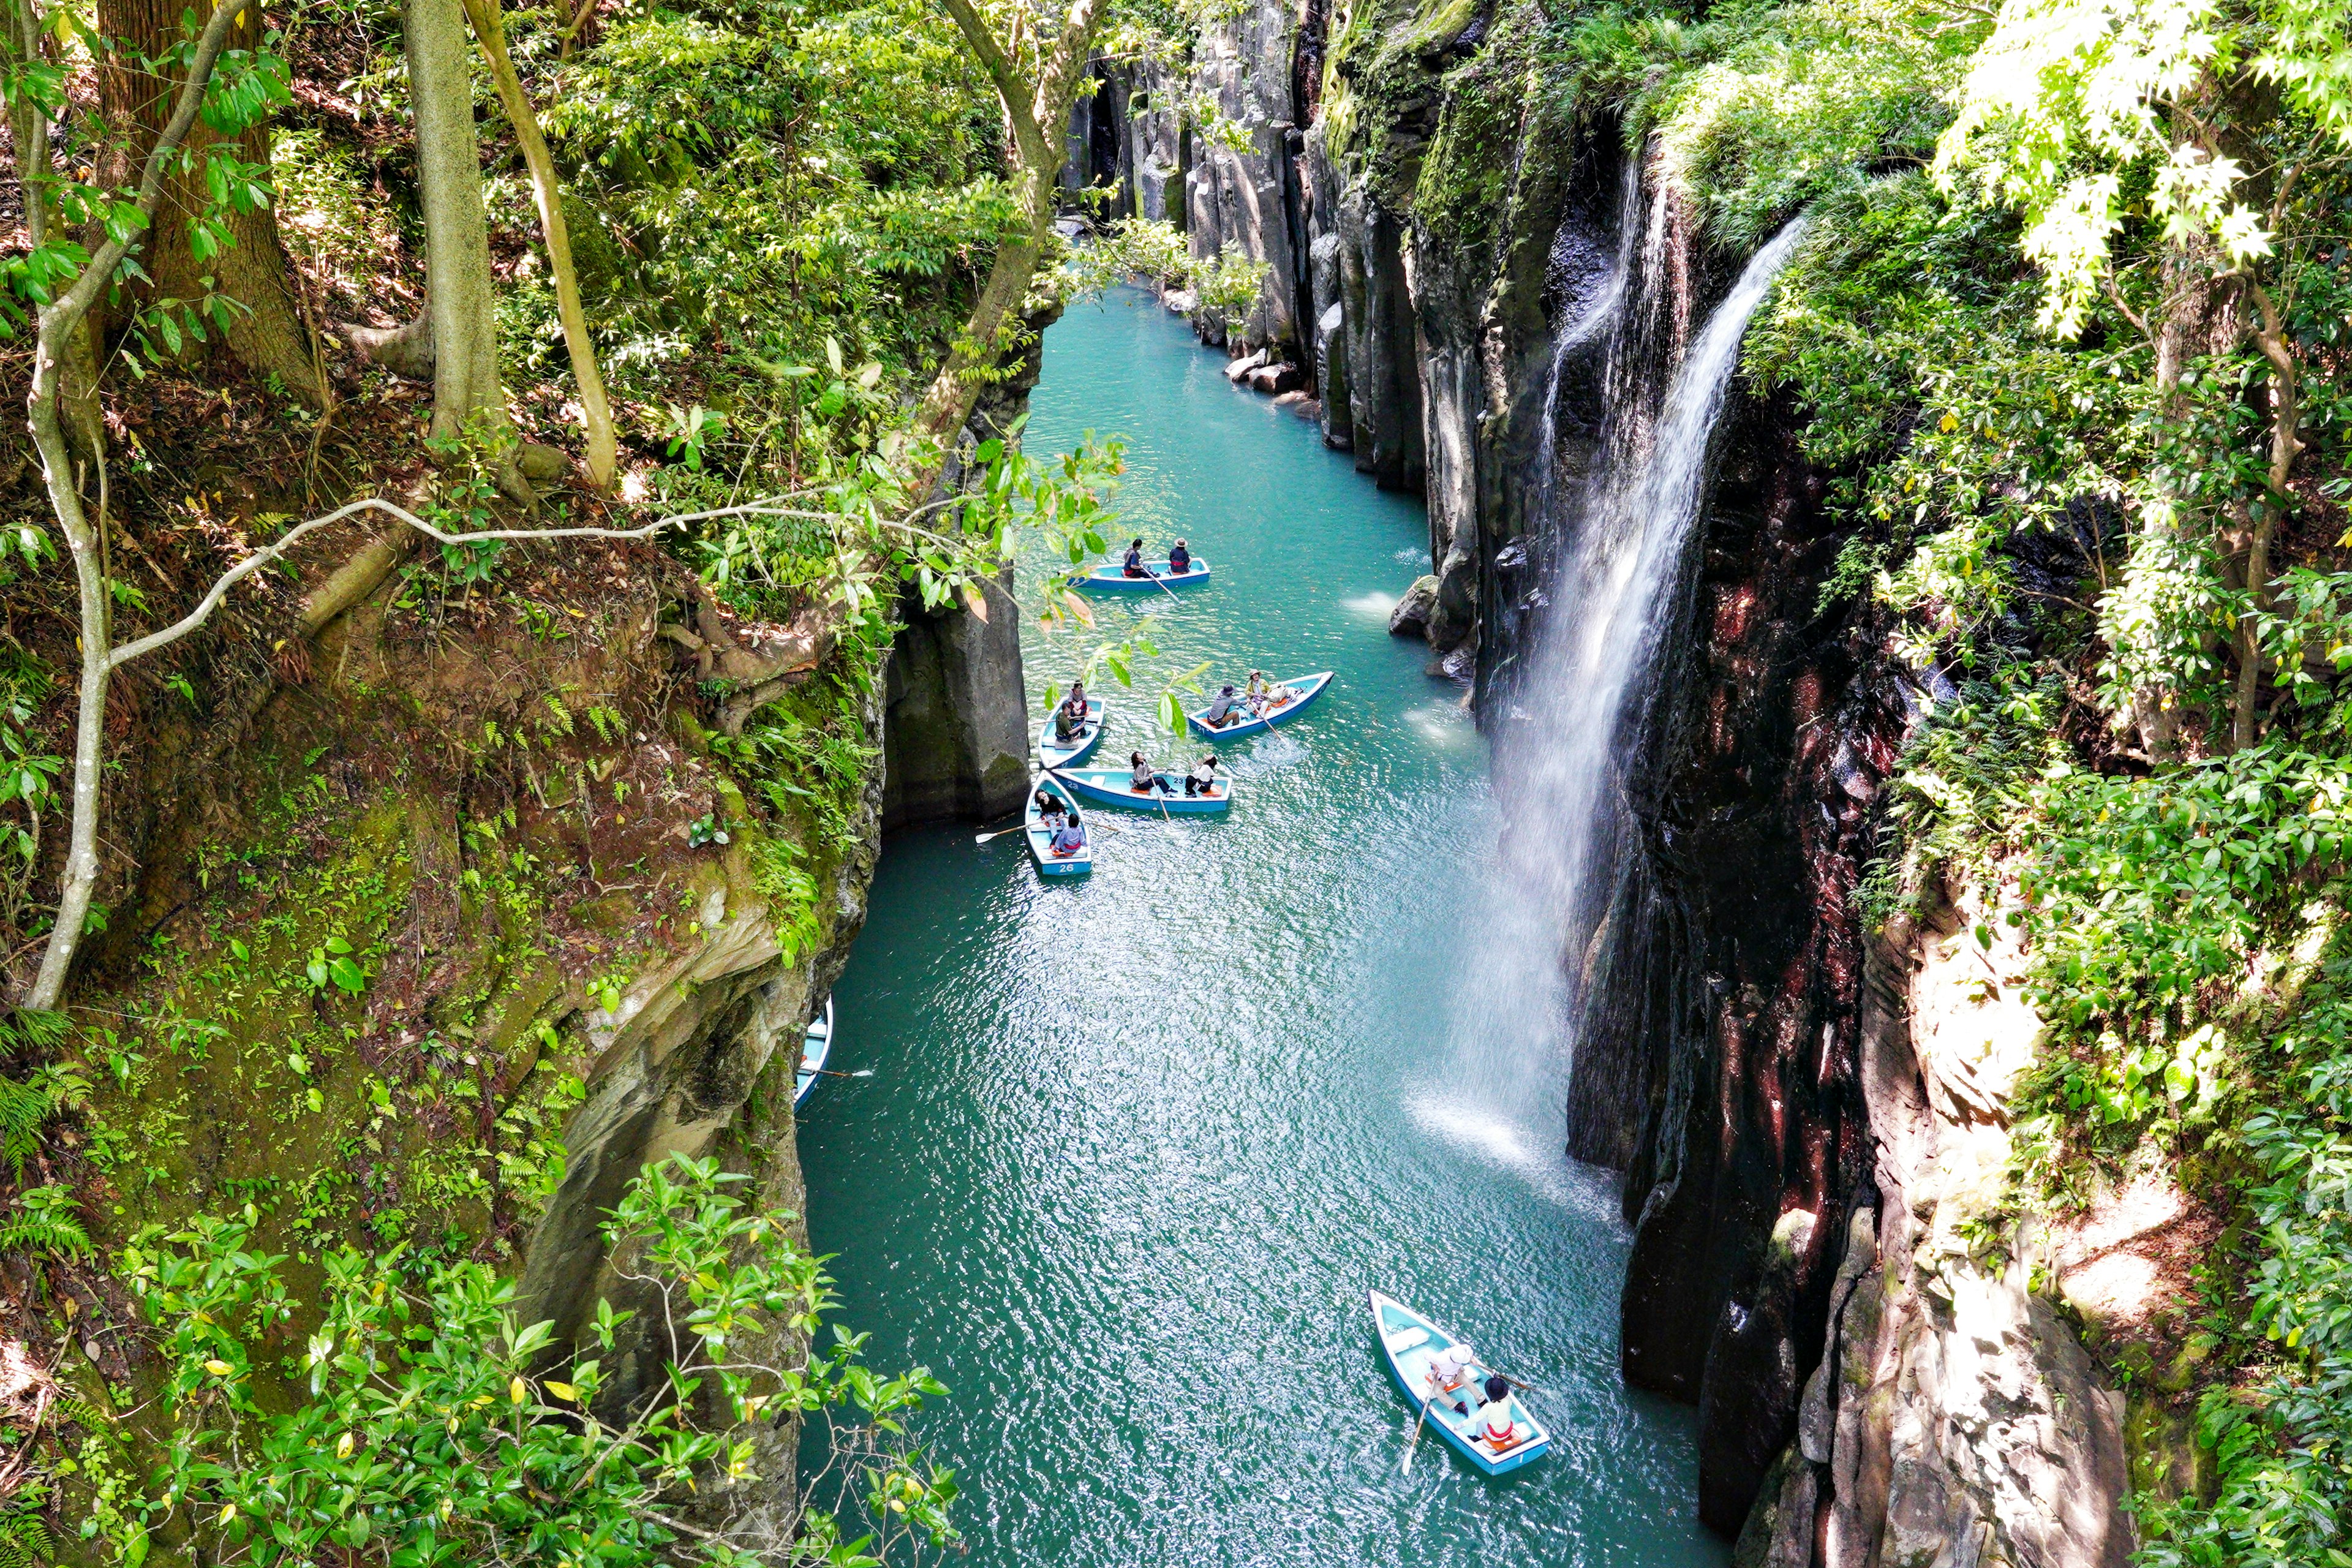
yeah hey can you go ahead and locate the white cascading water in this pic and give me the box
[1415,209,1811,1195]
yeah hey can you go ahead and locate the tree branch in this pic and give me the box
[933,0,1046,162]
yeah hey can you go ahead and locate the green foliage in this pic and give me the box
[0,1183,91,1261]
[0,1484,53,1568]
[533,0,1004,402]
[1643,0,1964,248]
[97,1156,954,1568]
[2136,933,2352,1568]
[1071,222,1270,337]
[1934,0,2352,338]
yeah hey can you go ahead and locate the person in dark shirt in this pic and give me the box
[1122,539,1148,578]
[1168,539,1192,575]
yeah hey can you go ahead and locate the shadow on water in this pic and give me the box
[796,290,1728,1568]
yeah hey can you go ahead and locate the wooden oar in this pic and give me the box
[1401,1391,1438,1476]
[976,810,1121,845]
[803,1066,873,1080]
[1471,1362,1539,1395]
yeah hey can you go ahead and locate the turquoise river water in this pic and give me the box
[797,292,1730,1567]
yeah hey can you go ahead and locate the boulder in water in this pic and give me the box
[1389,575,1441,638]
[1246,361,1306,395]
[1223,347,1268,383]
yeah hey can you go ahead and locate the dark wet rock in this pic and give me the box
[1390,575,1441,636]
[1247,361,1306,394]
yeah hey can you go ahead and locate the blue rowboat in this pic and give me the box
[1024,775,1092,877]
[1039,698,1107,771]
[1184,671,1334,741]
[793,996,835,1107]
[1370,1291,1551,1477]
[1074,559,1211,594]
[1050,766,1231,814]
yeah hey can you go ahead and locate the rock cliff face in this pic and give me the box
[1733,897,2136,1568]
[1071,4,2144,1555]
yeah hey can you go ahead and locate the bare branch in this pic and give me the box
[107,494,821,673]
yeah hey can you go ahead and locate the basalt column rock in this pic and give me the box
[880,568,1030,829]
[1331,183,1424,489]
[1734,903,2135,1568]
[1597,379,1907,1534]
[1185,0,1306,351]
[881,314,1049,831]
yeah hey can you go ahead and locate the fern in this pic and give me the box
[0,1513,50,1568]
[0,1483,51,1568]
[0,1009,73,1181]
[0,1186,89,1261]
[50,1398,107,1434]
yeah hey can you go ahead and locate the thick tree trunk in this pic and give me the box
[95,0,323,401]
[405,0,510,451]
[909,0,1103,498]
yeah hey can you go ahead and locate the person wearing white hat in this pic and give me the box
[1424,1342,1476,1417]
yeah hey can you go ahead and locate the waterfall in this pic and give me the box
[1420,211,1810,1188]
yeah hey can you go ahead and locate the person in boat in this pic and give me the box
[1129,750,1177,795]
[1034,785,1068,828]
[1242,669,1273,717]
[1203,684,1242,728]
[1053,680,1090,743]
[1423,1342,1477,1417]
[1122,538,1150,578]
[1185,753,1222,797]
[1049,817,1086,859]
[1474,1374,1520,1450]
[1167,538,1192,575]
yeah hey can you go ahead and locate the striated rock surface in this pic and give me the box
[880,567,1031,828]
[1739,897,2134,1568]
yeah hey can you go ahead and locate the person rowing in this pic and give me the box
[1167,538,1192,575]
[1053,679,1091,743]
[1185,753,1223,797]
[1122,538,1150,578]
[1423,1341,1477,1419]
[1129,750,1177,796]
[1202,684,1242,728]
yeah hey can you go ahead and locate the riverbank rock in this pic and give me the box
[1246,361,1305,394]
[1224,347,1268,383]
[1390,575,1440,637]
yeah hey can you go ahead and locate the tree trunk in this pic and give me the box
[907,0,1104,499]
[405,0,511,453]
[461,0,617,489]
[2232,283,2304,752]
[94,0,324,401]
[908,161,1054,459]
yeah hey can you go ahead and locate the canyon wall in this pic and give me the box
[1068,2,2150,1554]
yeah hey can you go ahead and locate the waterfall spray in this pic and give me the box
[1422,214,1812,1186]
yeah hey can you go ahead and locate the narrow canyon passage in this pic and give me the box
[798,293,1728,1566]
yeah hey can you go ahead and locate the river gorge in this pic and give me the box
[806,292,1726,1567]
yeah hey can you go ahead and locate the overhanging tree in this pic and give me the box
[909,0,1106,488]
